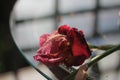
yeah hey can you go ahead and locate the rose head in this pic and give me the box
[34,25,91,66]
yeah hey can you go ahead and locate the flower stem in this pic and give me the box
[87,44,120,67]
[88,44,118,50]
[64,44,120,80]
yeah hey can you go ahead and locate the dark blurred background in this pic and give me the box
[0,0,28,73]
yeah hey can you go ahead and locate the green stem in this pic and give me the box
[88,44,118,50]
[87,44,120,67]
[64,44,120,80]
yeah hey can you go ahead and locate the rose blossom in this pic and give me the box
[34,25,91,66]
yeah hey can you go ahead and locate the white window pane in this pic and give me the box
[100,71,118,80]
[98,51,119,72]
[59,0,96,13]
[14,0,55,20]
[100,0,120,7]
[59,12,94,37]
[12,18,55,49]
[98,9,120,33]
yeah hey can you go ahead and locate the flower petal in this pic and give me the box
[68,28,91,58]
[40,34,50,46]
[58,25,71,35]
[34,25,91,66]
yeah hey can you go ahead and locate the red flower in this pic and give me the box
[34,25,91,66]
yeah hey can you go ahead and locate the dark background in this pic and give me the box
[0,0,28,73]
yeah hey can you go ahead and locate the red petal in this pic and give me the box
[34,54,65,66]
[40,34,50,46]
[58,25,71,35]
[69,28,91,58]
